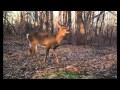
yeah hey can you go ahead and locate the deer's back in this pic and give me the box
[28,31,58,48]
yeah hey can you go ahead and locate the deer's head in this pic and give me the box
[58,22,69,36]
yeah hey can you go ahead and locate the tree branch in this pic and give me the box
[3,15,16,33]
[108,11,117,17]
[92,11,104,19]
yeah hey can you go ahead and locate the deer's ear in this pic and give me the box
[58,22,62,27]
[58,22,61,25]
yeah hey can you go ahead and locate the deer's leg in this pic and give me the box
[29,42,33,55]
[44,48,50,66]
[29,46,34,63]
[52,49,61,66]
[30,44,37,63]
[35,45,41,65]
[34,45,37,55]
[30,44,41,65]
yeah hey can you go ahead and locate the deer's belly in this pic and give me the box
[37,39,58,49]
[37,43,59,49]
[37,44,46,48]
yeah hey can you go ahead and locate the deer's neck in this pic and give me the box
[56,33,64,44]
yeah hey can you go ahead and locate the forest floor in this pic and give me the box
[3,36,117,79]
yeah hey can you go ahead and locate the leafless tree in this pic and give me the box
[50,11,54,34]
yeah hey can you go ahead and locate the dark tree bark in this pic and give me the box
[34,11,38,31]
[3,15,16,35]
[3,11,8,25]
[75,11,86,45]
[75,11,81,45]
[20,11,24,23]
[67,11,72,43]
[68,11,71,31]
[3,11,8,33]
[94,11,104,37]
[19,11,27,36]
[50,11,54,34]
[90,11,95,45]
[39,11,43,31]
[76,11,81,34]
[45,11,49,32]
[99,12,105,45]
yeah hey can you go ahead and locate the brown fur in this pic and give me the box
[27,23,69,66]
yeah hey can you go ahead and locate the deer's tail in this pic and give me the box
[26,34,31,47]
[26,34,29,40]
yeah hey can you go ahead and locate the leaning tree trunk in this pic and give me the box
[3,15,16,36]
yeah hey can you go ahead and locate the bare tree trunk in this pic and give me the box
[20,11,24,24]
[94,11,104,44]
[20,11,26,36]
[68,11,71,31]
[45,11,49,32]
[58,11,62,23]
[76,11,81,45]
[34,11,38,31]
[91,11,95,45]
[110,28,113,46]
[3,11,8,35]
[63,11,67,26]
[99,12,105,45]
[39,11,43,31]
[50,11,54,34]
[3,11,7,25]
[68,11,72,43]
[3,15,16,35]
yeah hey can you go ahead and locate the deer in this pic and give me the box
[27,22,69,67]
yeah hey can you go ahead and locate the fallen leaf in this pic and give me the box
[73,67,78,72]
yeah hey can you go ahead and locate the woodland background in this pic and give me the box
[3,11,117,79]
